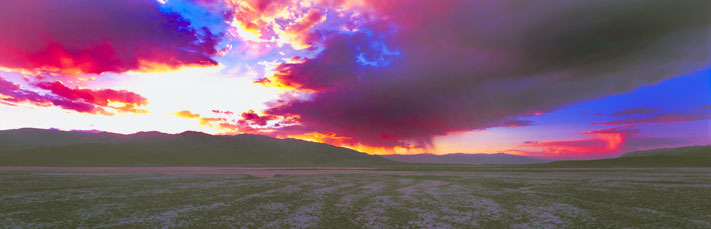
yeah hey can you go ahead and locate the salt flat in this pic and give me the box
[1,167,709,228]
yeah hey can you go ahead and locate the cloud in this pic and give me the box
[239,110,275,126]
[34,81,148,113]
[594,112,711,125]
[173,109,274,132]
[0,0,220,74]
[581,125,641,135]
[518,125,701,160]
[257,33,378,91]
[0,77,148,115]
[225,0,330,50]
[173,110,226,127]
[280,8,326,50]
[611,107,659,116]
[174,110,202,119]
[211,109,234,115]
[522,125,640,160]
[254,0,709,149]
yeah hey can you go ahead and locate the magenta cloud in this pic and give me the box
[0,77,148,115]
[0,0,220,74]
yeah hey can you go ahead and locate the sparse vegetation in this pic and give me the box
[1,167,709,228]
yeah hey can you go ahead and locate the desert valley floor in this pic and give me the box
[1,166,710,228]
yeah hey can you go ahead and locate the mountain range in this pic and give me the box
[0,128,708,167]
[0,128,394,166]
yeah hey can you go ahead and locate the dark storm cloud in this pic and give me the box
[262,0,709,148]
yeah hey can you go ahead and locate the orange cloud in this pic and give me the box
[279,8,326,49]
[174,110,201,119]
[173,110,227,128]
[224,0,366,52]
[173,109,266,133]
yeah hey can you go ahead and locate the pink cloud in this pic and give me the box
[0,77,147,115]
[521,125,640,160]
[34,81,148,113]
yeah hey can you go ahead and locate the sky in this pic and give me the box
[0,0,709,160]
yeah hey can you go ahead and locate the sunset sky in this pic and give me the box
[0,0,709,160]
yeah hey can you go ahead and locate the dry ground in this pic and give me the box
[1,167,710,228]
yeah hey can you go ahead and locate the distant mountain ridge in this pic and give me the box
[0,128,396,167]
[381,153,548,165]
[1,128,707,168]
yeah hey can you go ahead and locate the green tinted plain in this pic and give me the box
[1,168,709,228]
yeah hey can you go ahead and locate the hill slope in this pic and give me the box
[537,145,711,168]
[620,146,710,158]
[0,128,395,167]
[382,153,548,165]
[0,128,121,153]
